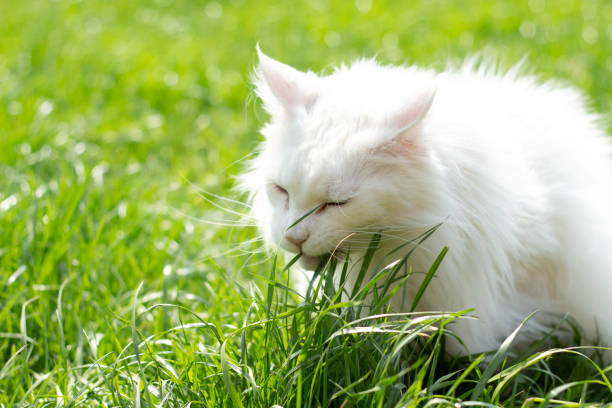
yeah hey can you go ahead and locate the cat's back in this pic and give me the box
[423,62,612,350]
[427,63,612,189]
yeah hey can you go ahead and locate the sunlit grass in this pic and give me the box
[1,0,611,405]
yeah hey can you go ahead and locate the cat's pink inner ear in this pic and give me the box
[389,86,436,131]
[256,46,316,110]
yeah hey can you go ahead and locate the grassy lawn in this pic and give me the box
[1,0,611,405]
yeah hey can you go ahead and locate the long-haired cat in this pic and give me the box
[240,46,612,356]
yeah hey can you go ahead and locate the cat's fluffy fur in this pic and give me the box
[241,47,612,356]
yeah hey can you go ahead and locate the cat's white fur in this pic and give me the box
[241,47,612,356]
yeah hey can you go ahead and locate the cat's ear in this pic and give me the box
[255,45,318,113]
[376,84,436,153]
[388,84,436,132]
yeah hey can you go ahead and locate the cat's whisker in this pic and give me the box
[201,251,272,273]
[198,188,253,210]
[170,208,257,228]
[200,237,268,259]
[220,152,258,177]
[195,195,252,219]
[336,224,440,234]
[184,178,253,209]
[226,251,277,268]
[328,235,438,258]
[192,217,256,228]
[183,177,254,218]
[231,236,266,246]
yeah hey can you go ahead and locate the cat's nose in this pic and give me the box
[286,233,309,250]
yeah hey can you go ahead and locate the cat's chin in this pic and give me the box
[299,254,324,270]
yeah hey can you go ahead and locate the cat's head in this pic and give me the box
[240,48,439,269]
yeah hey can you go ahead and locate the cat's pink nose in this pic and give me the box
[286,234,309,250]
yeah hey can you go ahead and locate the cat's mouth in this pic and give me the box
[299,251,342,271]
[299,253,326,270]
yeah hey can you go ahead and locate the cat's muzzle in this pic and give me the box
[299,251,338,271]
[299,253,324,270]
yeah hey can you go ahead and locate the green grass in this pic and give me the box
[1,0,612,405]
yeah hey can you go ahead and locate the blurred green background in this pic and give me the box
[2,0,611,193]
[2,0,611,276]
[1,0,611,402]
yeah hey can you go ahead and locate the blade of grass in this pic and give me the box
[471,311,537,401]
[221,339,245,408]
[410,246,447,312]
[287,204,323,230]
[131,281,153,407]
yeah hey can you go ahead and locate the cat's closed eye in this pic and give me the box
[274,184,288,196]
[268,183,289,208]
[319,200,349,213]
[270,182,350,213]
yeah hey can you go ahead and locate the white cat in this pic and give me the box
[240,46,612,356]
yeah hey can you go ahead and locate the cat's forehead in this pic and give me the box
[311,64,427,118]
[271,129,358,201]
[301,114,366,146]
[281,138,341,184]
